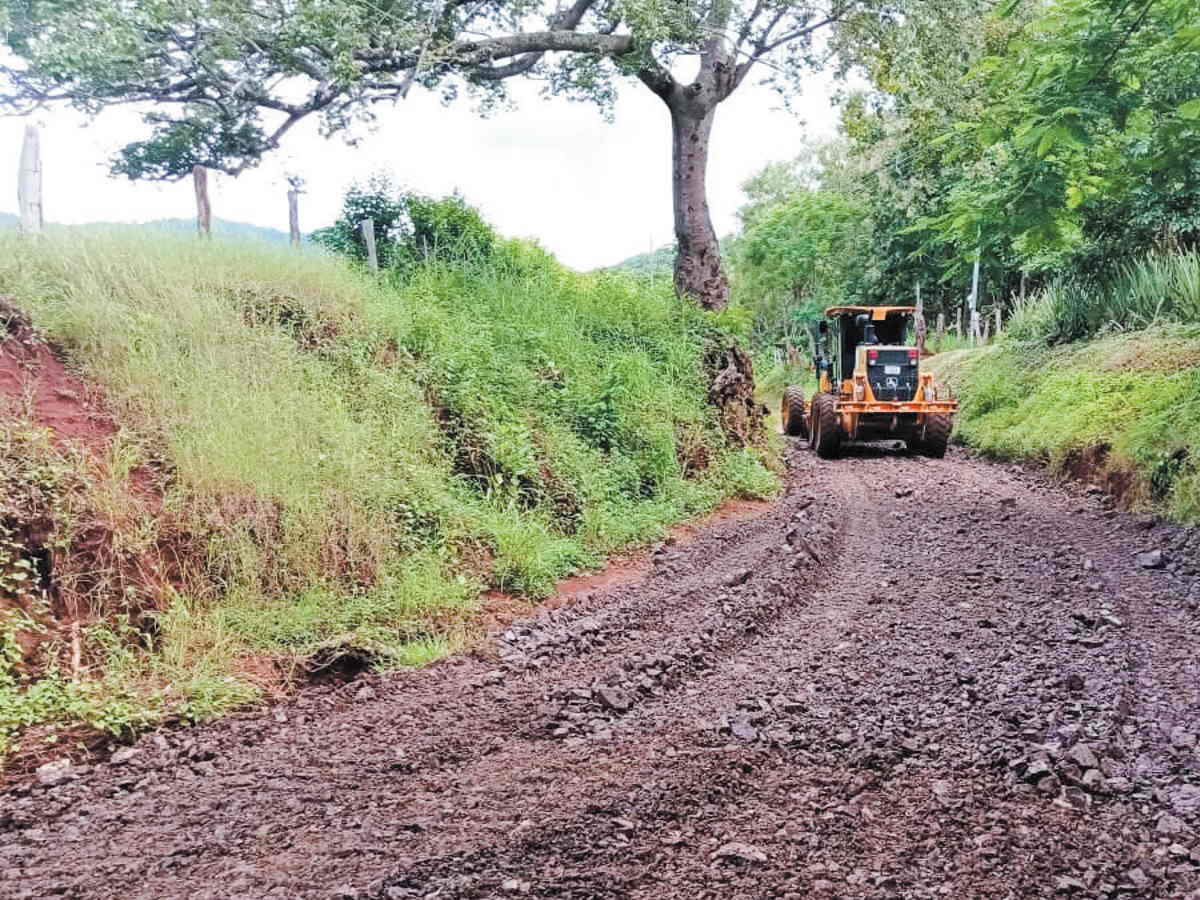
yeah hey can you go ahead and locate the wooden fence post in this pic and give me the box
[288,188,301,247]
[954,307,962,339]
[914,282,927,355]
[193,165,211,238]
[936,312,946,339]
[968,243,982,345]
[18,125,44,235]
[361,219,378,270]
[994,307,1002,338]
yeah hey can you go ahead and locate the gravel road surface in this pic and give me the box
[4,444,1199,899]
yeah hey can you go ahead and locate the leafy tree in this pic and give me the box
[311,175,496,268]
[732,181,868,347]
[917,0,1200,277]
[0,0,896,311]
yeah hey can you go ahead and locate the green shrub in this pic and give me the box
[310,176,497,271]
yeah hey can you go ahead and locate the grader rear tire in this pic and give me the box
[811,392,842,459]
[919,414,952,459]
[781,386,808,438]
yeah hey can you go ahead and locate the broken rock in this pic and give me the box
[1157,813,1189,836]
[712,842,768,864]
[596,686,633,713]
[35,759,75,787]
[1136,550,1165,570]
[1066,743,1100,770]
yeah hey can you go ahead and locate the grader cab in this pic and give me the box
[780,306,957,459]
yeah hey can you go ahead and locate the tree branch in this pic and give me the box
[471,0,603,80]
[636,60,678,103]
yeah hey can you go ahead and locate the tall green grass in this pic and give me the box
[1008,250,1200,344]
[0,231,777,757]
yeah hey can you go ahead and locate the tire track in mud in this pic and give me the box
[3,445,1200,900]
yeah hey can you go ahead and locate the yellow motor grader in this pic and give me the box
[781,306,957,459]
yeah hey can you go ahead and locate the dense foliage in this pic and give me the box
[731,0,1200,347]
[310,176,497,271]
[732,153,869,347]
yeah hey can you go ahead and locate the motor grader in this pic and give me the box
[780,306,957,459]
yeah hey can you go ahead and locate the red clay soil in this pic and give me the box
[1,298,173,686]
[0,299,117,451]
[3,443,1198,899]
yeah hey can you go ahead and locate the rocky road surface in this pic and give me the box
[4,444,1200,899]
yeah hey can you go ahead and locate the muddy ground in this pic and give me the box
[3,443,1199,899]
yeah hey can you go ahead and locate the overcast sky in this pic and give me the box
[0,72,844,270]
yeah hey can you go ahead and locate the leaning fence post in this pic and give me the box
[288,188,301,248]
[18,125,44,235]
[193,165,211,238]
[361,219,379,270]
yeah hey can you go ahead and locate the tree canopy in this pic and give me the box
[1,0,895,312]
[729,0,1200,347]
[0,0,871,180]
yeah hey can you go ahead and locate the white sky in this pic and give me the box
[0,73,844,270]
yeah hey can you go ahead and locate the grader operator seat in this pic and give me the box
[846,313,885,381]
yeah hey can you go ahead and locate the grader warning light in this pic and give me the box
[779,305,957,459]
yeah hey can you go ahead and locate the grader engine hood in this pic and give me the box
[857,345,918,402]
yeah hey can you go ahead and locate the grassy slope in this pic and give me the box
[927,326,1200,521]
[0,232,777,758]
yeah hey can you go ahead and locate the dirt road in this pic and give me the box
[4,445,1199,899]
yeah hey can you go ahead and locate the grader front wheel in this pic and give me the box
[917,413,953,459]
[781,386,809,438]
[811,392,842,459]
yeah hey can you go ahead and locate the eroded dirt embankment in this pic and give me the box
[1,299,173,686]
[3,443,1199,899]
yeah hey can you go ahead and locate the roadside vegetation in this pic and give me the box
[0,210,776,762]
[927,251,1200,522]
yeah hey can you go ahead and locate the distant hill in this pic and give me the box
[134,217,293,244]
[608,244,675,277]
[0,211,294,244]
[607,241,739,279]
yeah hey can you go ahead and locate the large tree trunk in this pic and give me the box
[669,103,729,311]
[639,66,761,446]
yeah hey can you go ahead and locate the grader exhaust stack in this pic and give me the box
[780,306,957,459]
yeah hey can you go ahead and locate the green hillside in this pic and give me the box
[927,252,1200,523]
[608,244,675,277]
[0,212,292,243]
[0,229,775,759]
